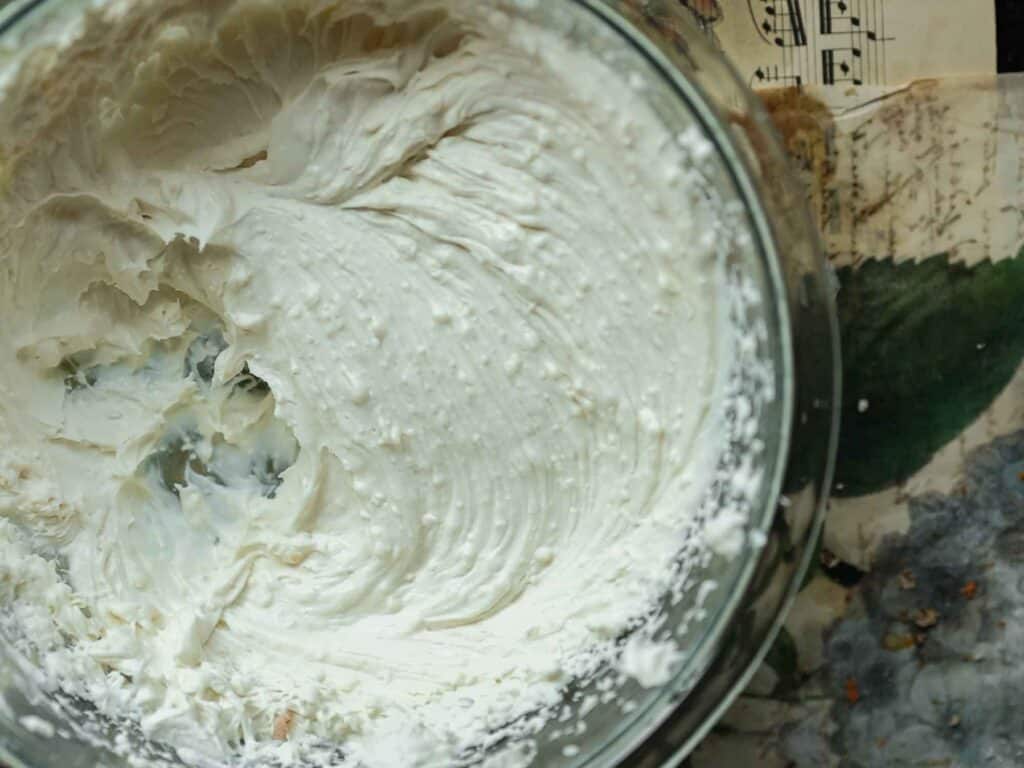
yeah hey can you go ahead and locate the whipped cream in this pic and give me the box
[0,0,734,764]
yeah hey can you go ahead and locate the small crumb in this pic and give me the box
[844,677,860,704]
[272,710,296,741]
[562,745,580,757]
[350,384,370,405]
[913,608,939,629]
[898,569,916,590]
[882,633,916,651]
[949,714,961,728]
[960,580,978,600]
[534,546,555,566]
[857,398,869,413]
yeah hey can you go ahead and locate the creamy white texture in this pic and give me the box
[0,1,728,764]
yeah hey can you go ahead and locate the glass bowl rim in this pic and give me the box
[0,1,840,766]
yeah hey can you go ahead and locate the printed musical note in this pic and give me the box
[865,28,895,43]
[749,0,808,48]
[753,65,804,86]
[820,0,861,34]
[822,47,864,85]
[782,0,808,46]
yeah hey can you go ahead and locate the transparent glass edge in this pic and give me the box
[570,1,839,765]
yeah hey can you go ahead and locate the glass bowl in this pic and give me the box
[0,0,839,766]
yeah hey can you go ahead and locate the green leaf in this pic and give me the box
[835,250,1024,496]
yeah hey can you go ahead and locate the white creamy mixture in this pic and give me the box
[0,0,732,764]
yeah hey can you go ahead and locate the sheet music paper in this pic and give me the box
[717,0,996,105]
[821,75,1024,267]
[713,1,1022,267]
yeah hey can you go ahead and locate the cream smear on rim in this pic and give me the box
[0,0,740,765]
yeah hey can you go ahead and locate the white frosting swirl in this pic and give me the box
[0,0,728,763]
